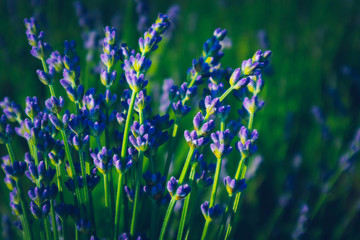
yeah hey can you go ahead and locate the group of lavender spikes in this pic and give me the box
[0,13,271,240]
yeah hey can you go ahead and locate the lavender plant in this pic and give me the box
[0,11,271,240]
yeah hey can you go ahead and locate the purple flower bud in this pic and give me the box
[167,176,178,197]
[113,154,133,174]
[47,51,63,72]
[172,100,191,117]
[243,96,264,114]
[201,201,222,221]
[175,184,191,200]
[45,96,65,114]
[25,96,39,119]
[213,28,227,41]
[224,177,247,196]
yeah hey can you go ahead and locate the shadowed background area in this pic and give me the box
[0,0,360,239]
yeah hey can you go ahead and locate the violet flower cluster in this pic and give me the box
[0,10,271,240]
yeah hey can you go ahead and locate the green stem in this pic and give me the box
[55,164,66,239]
[79,150,91,221]
[210,157,222,207]
[44,217,52,240]
[163,120,179,178]
[121,90,137,158]
[104,172,112,240]
[225,164,247,240]
[130,151,144,236]
[200,220,210,240]
[41,58,48,73]
[114,172,124,240]
[217,196,234,239]
[177,163,197,240]
[60,130,83,215]
[219,86,234,102]
[179,148,195,183]
[184,187,199,240]
[159,198,176,240]
[200,157,222,239]
[49,84,56,98]
[50,199,59,240]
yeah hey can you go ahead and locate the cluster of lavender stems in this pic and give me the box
[0,12,272,240]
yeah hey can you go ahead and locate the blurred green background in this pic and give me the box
[1,0,360,239]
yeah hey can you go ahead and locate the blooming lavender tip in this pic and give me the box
[224,177,247,196]
[200,201,222,221]
[167,176,191,200]
[91,147,113,174]
[243,96,264,115]
[47,51,64,72]
[237,126,258,157]
[25,96,40,119]
[172,100,191,117]
[229,68,250,90]
[45,96,65,114]
[210,129,233,158]
[113,154,133,174]
[184,130,210,149]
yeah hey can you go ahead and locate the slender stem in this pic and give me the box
[44,217,52,240]
[179,148,195,183]
[60,130,83,215]
[163,120,179,178]
[210,157,222,207]
[235,155,246,180]
[50,199,59,240]
[114,172,124,240]
[104,172,112,240]
[217,196,234,239]
[248,112,254,130]
[49,84,56,98]
[130,151,144,236]
[55,164,66,239]
[79,150,92,223]
[177,163,197,240]
[200,220,210,240]
[17,180,33,240]
[159,198,176,240]
[219,86,234,102]
[121,90,137,158]
[201,157,222,239]
[184,187,199,240]
[5,143,15,164]
[225,165,247,240]
[41,58,48,73]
